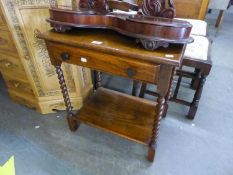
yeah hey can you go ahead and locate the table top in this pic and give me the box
[38,28,185,66]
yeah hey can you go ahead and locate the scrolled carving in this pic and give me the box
[140,0,162,17]
[53,25,72,33]
[137,39,169,50]
[139,0,176,18]
[160,7,175,18]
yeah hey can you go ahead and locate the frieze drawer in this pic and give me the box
[47,42,160,84]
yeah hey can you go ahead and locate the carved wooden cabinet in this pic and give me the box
[0,0,93,114]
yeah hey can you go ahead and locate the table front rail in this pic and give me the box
[46,41,160,84]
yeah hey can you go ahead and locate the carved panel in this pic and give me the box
[138,0,176,18]
[9,4,79,97]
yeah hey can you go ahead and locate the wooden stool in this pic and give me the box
[133,35,212,119]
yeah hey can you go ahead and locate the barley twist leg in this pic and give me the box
[163,68,176,118]
[147,96,165,162]
[55,65,79,131]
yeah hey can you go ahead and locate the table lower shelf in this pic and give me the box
[74,87,158,145]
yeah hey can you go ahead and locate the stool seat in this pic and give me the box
[176,18,207,36]
[184,35,210,61]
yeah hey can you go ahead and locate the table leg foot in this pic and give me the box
[147,147,155,162]
[187,74,206,120]
[186,107,197,120]
[162,103,168,118]
[67,116,80,132]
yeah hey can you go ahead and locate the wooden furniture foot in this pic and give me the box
[67,115,80,132]
[215,10,225,28]
[162,104,168,118]
[187,74,206,119]
[147,146,155,162]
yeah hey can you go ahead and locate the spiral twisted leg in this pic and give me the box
[163,68,176,118]
[147,96,165,162]
[55,65,79,131]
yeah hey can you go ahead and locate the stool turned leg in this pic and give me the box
[139,83,147,98]
[191,69,201,90]
[55,65,79,131]
[173,75,182,99]
[147,96,165,162]
[132,80,138,96]
[147,147,155,162]
[215,10,225,28]
[187,74,206,120]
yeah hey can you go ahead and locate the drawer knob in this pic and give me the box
[126,68,136,78]
[61,52,70,61]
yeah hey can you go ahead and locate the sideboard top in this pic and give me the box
[38,29,185,66]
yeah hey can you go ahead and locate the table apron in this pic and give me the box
[46,41,161,84]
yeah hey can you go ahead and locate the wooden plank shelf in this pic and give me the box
[75,88,158,145]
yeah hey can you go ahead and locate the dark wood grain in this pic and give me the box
[76,87,157,145]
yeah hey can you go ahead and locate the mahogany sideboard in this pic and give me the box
[38,28,185,162]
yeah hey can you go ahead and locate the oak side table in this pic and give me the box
[37,29,185,162]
